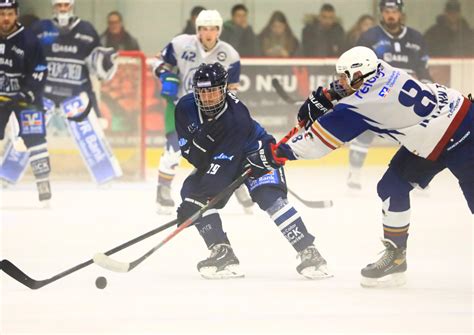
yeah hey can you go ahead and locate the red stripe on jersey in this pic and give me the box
[310,127,337,150]
[427,97,471,161]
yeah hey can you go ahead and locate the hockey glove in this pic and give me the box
[244,139,288,180]
[160,72,180,99]
[297,87,333,130]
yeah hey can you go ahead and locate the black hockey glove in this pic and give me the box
[244,139,287,180]
[192,120,226,153]
[297,87,333,130]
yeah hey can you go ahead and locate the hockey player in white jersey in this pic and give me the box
[258,46,473,287]
[347,0,433,190]
[153,9,253,213]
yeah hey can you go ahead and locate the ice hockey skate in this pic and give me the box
[36,180,52,208]
[156,184,175,214]
[197,244,244,279]
[234,184,253,214]
[296,245,333,279]
[347,169,362,190]
[360,239,407,288]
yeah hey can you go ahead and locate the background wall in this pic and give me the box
[20,0,474,56]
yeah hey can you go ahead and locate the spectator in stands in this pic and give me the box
[424,0,474,56]
[259,11,299,57]
[301,3,345,57]
[182,6,206,34]
[345,14,375,50]
[100,11,140,51]
[221,4,260,56]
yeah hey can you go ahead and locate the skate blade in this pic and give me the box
[300,265,334,280]
[199,265,245,279]
[360,272,406,288]
[40,200,51,209]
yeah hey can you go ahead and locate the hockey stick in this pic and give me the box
[271,78,303,105]
[288,188,333,208]
[0,219,177,289]
[93,169,252,273]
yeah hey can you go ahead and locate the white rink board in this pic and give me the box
[1,167,472,335]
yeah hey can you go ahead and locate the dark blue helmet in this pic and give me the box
[0,0,19,11]
[193,62,228,118]
[379,0,403,11]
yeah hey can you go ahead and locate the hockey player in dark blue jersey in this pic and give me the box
[175,63,331,279]
[23,0,122,184]
[0,0,51,203]
[347,0,433,189]
[31,0,117,112]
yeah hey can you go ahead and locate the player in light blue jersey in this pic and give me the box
[153,9,252,214]
[263,46,473,287]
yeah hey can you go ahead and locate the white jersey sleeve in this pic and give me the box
[288,60,471,161]
[160,34,241,99]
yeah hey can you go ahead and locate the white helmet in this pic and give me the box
[51,0,75,27]
[336,46,378,84]
[195,10,223,36]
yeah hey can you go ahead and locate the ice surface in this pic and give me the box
[1,167,472,334]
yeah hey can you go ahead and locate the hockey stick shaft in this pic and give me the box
[93,169,252,273]
[287,188,333,208]
[0,219,177,289]
[271,78,303,105]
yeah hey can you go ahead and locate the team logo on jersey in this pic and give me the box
[74,33,94,43]
[11,45,24,57]
[178,138,188,147]
[52,44,78,54]
[187,123,198,133]
[213,153,234,161]
[217,51,227,61]
[0,44,5,54]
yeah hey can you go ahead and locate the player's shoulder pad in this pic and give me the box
[226,93,252,124]
[218,40,240,60]
[176,93,196,115]
[405,26,424,40]
[75,19,99,35]
[30,19,54,34]
[171,34,195,46]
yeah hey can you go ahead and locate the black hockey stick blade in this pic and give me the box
[272,78,303,105]
[288,188,333,209]
[1,219,177,289]
[93,170,252,273]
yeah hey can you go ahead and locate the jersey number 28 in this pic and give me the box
[398,79,436,117]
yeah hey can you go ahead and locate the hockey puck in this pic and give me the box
[95,276,107,289]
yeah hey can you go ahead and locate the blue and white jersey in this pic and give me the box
[160,34,241,99]
[0,24,47,106]
[358,25,431,81]
[289,60,471,161]
[31,18,101,103]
